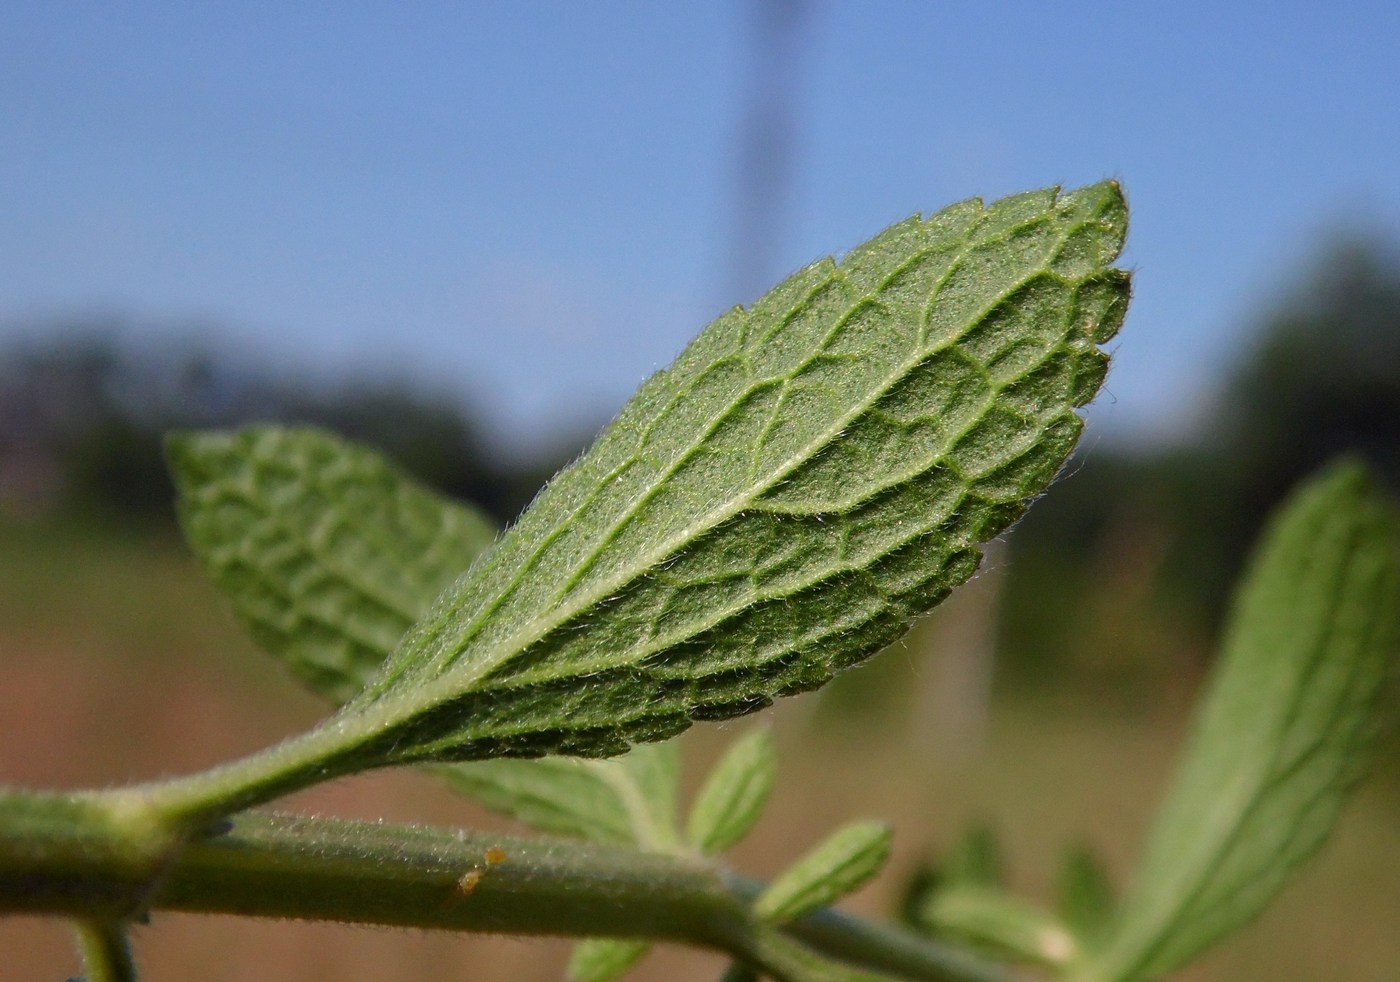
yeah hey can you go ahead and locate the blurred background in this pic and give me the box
[3,2,1399,979]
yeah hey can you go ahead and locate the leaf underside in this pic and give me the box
[172,426,684,849]
[334,181,1130,767]
[168,427,497,704]
[1081,461,1400,981]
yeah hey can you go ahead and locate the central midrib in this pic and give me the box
[367,207,1086,725]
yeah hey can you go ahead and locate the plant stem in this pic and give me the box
[780,901,1018,982]
[0,793,1010,982]
[74,920,138,982]
[99,705,402,833]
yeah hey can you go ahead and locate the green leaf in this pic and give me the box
[337,182,1130,769]
[754,820,893,924]
[567,938,651,982]
[1077,460,1400,981]
[906,828,1079,968]
[167,426,496,703]
[897,863,941,929]
[171,425,684,849]
[896,825,1003,931]
[916,884,1077,968]
[615,733,684,844]
[435,741,681,849]
[942,824,1004,889]
[685,727,777,854]
[1056,846,1116,950]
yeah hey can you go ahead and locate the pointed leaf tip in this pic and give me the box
[1057,846,1117,951]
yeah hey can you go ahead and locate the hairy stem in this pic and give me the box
[0,791,1009,982]
[97,698,418,833]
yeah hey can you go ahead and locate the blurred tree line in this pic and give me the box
[0,329,582,530]
[999,235,1400,688]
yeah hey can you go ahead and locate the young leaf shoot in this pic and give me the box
[754,820,894,924]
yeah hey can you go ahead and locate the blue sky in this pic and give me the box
[4,2,1399,457]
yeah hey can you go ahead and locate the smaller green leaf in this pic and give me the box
[917,884,1077,968]
[618,737,684,849]
[172,425,687,850]
[1080,460,1400,981]
[168,426,496,702]
[567,938,651,982]
[1057,846,1116,950]
[716,964,760,982]
[434,741,680,849]
[685,727,777,854]
[897,825,1004,931]
[942,823,1004,889]
[896,862,940,929]
[754,820,892,924]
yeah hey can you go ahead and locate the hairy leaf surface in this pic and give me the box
[172,426,682,847]
[168,427,496,702]
[1078,461,1400,981]
[335,182,1130,766]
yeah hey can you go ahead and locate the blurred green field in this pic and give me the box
[2,518,1397,981]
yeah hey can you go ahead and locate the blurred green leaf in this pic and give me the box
[716,964,760,982]
[754,820,893,924]
[436,741,680,849]
[943,824,1005,889]
[329,182,1130,769]
[614,736,684,849]
[685,727,776,854]
[916,883,1076,968]
[567,938,651,982]
[1056,846,1116,950]
[897,862,941,930]
[1077,460,1400,981]
[168,426,496,703]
